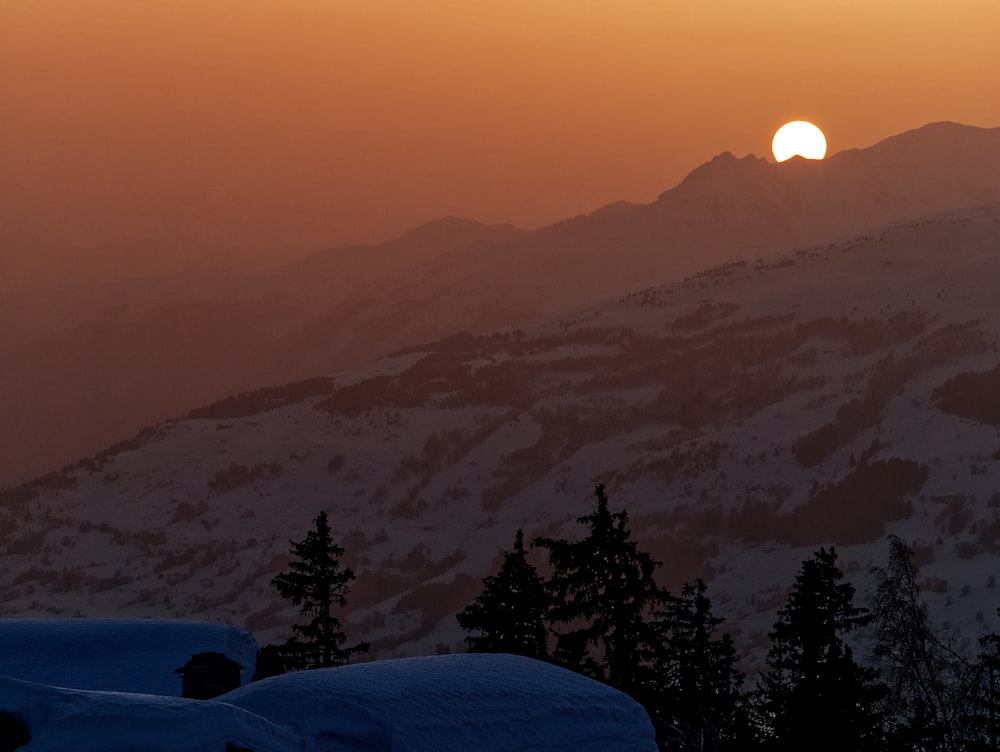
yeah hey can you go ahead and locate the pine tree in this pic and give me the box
[654,580,746,752]
[756,547,885,751]
[456,528,550,659]
[271,510,368,669]
[965,632,1000,752]
[534,484,668,698]
[869,535,970,751]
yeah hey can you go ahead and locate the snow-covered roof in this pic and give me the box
[0,618,258,695]
[221,652,659,751]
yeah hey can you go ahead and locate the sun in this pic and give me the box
[771,121,827,162]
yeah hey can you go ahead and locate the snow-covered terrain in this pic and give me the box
[0,619,257,695]
[2,205,1000,667]
[223,654,657,751]
[0,653,656,751]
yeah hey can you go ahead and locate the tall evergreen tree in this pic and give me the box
[271,510,368,669]
[967,633,1000,752]
[869,535,970,751]
[653,580,746,752]
[534,484,669,699]
[456,528,550,659]
[756,547,885,752]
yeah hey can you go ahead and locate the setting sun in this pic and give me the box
[772,121,828,162]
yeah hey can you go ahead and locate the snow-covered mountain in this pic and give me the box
[4,203,1000,666]
[3,122,999,488]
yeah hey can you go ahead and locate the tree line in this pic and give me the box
[268,488,1000,751]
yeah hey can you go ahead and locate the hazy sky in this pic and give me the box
[3,0,999,271]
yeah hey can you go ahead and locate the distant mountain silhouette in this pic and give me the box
[390,216,528,256]
[269,217,527,300]
[269,124,1000,324]
[283,217,525,276]
[1,122,999,485]
[413,122,1000,313]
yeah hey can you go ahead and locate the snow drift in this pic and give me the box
[221,653,658,752]
[0,674,298,752]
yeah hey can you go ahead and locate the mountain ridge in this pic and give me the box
[2,122,999,488]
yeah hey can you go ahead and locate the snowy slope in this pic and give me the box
[0,619,258,695]
[3,206,1000,666]
[222,653,657,752]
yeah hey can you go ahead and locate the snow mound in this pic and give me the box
[0,674,299,752]
[0,618,258,695]
[221,653,658,752]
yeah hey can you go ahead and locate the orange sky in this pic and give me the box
[2,0,999,278]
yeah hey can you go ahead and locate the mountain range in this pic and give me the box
[3,121,999,489]
[2,147,1000,664]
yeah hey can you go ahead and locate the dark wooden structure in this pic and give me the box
[0,710,30,751]
[174,652,243,699]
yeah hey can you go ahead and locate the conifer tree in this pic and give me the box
[271,510,368,669]
[869,535,970,751]
[967,633,1000,752]
[534,484,668,698]
[456,528,550,659]
[756,547,885,751]
[654,580,746,752]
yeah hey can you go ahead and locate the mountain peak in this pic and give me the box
[858,121,1000,161]
[384,216,525,256]
[390,216,523,254]
[659,151,770,200]
[395,216,490,242]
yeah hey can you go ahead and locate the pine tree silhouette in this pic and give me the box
[456,528,550,658]
[968,632,1000,752]
[534,484,668,698]
[271,510,368,669]
[653,580,746,752]
[756,547,885,751]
